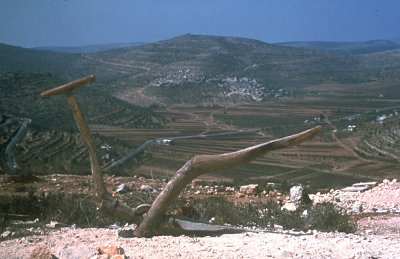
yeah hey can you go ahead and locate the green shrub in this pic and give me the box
[2,190,356,235]
[0,191,115,228]
[306,202,356,233]
[176,196,357,233]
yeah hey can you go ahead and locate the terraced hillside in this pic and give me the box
[87,34,371,105]
[1,34,400,190]
[91,96,400,191]
[355,114,400,162]
[0,72,164,174]
[2,35,400,106]
[278,40,400,55]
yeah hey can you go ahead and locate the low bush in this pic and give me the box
[176,196,357,233]
[1,191,356,235]
[0,191,115,228]
[306,202,356,233]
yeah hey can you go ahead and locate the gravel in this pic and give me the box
[1,179,399,258]
[0,227,399,258]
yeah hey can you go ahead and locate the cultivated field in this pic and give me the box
[91,84,400,191]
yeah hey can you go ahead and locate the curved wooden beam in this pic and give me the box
[41,75,96,98]
[134,126,322,237]
[40,76,323,237]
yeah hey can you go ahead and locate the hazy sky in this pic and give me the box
[1,0,400,48]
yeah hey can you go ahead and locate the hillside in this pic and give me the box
[278,40,400,55]
[0,72,164,174]
[1,35,399,259]
[1,34,400,185]
[34,42,145,54]
[87,34,367,104]
[86,35,400,105]
[357,48,400,80]
[0,43,82,79]
[2,35,400,105]
[0,43,133,82]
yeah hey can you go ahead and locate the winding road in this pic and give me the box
[102,129,260,172]
[0,117,31,173]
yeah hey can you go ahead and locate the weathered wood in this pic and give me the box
[65,91,108,197]
[134,126,322,237]
[41,75,95,98]
[99,197,150,224]
[41,75,107,197]
[41,75,149,226]
[41,75,323,237]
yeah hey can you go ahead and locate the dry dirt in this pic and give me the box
[0,177,399,258]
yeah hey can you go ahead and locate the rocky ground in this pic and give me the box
[0,176,399,258]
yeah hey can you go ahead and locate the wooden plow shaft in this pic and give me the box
[41,75,323,237]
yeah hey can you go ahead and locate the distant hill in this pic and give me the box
[0,43,82,78]
[357,48,400,79]
[0,43,135,81]
[88,34,366,104]
[392,37,400,44]
[2,35,400,105]
[277,40,400,55]
[2,34,400,176]
[34,42,146,54]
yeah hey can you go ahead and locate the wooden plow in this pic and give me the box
[41,75,322,237]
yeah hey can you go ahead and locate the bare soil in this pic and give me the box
[1,226,400,259]
[0,176,399,258]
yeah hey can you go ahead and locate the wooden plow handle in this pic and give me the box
[40,75,323,238]
[41,75,96,98]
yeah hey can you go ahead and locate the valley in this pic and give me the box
[0,34,399,191]
[90,92,400,191]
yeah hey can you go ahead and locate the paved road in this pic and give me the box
[0,117,31,173]
[103,129,260,172]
